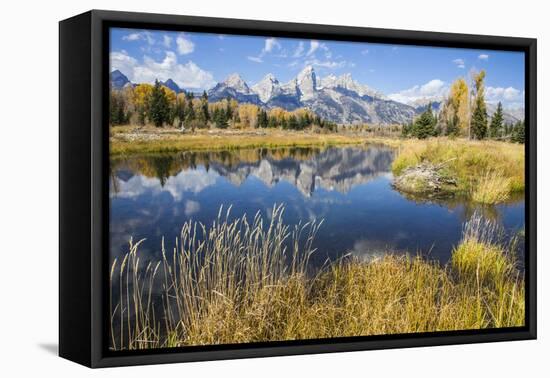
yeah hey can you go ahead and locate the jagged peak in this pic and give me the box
[219,73,251,94]
[264,73,278,81]
[255,73,279,85]
[298,65,315,78]
[224,73,247,85]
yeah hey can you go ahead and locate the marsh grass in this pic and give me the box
[471,169,512,204]
[391,138,524,204]
[110,129,370,156]
[110,207,524,350]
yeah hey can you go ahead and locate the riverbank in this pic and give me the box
[110,127,524,204]
[110,127,386,155]
[110,207,524,350]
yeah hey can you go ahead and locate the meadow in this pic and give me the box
[391,138,525,204]
[109,206,524,350]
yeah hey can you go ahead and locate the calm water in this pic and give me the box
[110,146,525,266]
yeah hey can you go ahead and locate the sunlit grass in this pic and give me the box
[471,169,512,204]
[109,207,524,350]
[391,138,524,204]
[110,128,371,156]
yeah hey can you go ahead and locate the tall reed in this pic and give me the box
[110,207,524,350]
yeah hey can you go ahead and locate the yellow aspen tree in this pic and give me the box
[448,78,470,136]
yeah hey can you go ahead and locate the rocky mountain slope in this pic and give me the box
[111,67,523,125]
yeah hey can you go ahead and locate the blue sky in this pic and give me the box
[110,27,525,108]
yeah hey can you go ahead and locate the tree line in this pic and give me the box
[401,70,525,143]
[110,79,337,132]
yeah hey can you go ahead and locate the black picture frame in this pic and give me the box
[59,9,537,368]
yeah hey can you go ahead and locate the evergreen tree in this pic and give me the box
[411,103,437,139]
[445,109,460,137]
[149,80,170,127]
[225,96,233,120]
[199,90,210,125]
[175,96,186,124]
[287,115,298,130]
[214,108,229,129]
[267,115,277,128]
[489,101,504,139]
[110,91,131,125]
[401,122,412,137]
[470,70,488,139]
[185,93,195,125]
[511,120,525,143]
[257,109,268,128]
[471,96,488,139]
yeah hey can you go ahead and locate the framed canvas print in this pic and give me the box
[59,10,536,368]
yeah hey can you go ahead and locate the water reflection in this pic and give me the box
[110,146,525,266]
[111,146,395,198]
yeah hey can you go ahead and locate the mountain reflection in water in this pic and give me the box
[110,146,524,267]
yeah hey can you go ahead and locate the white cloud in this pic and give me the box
[123,33,140,41]
[263,37,281,53]
[388,79,448,105]
[109,50,215,90]
[184,200,201,216]
[361,49,369,55]
[453,58,465,69]
[247,56,263,63]
[288,60,299,68]
[110,51,138,76]
[293,42,305,57]
[176,34,195,55]
[304,58,348,69]
[486,86,524,103]
[112,169,218,201]
[163,35,172,48]
[122,31,155,45]
[247,37,283,63]
[307,40,320,56]
[307,40,329,56]
[478,54,489,61]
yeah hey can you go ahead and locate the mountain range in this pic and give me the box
[110,68,523,125]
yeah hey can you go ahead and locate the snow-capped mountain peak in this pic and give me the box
[296,65,317,101]
[251,73,281,103]
[223,73,251,94]
[319,73,386,99]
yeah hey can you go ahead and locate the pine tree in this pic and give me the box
[401,122,412,137]
[214,108,229,129]
[149,80,169,127]
[199,90,210,125]
[445,109,460,137]
[471,96,488,139]
[470,70,488,139]
[185,93,195,123]
[287,115,298,130]
[511,120,525,143]
[489,101,504,139]
[268,115,277,128]
[257,109,268,128]
[175,96,186,125]
[412,103,437,139]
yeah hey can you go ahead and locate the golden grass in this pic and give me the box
[109,207,524,350]
[471,170,512,204]
[110,128,378,156]
[391,138,524,204]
